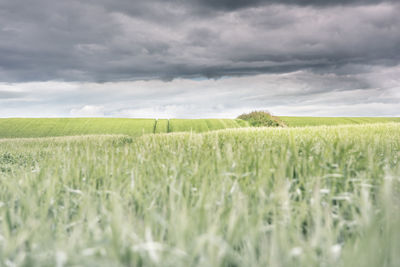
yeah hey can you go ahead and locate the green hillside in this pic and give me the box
[281,116,400,127]
[154,119,169,133]
[0,118,249,138]
[0,118,156,138]
[168,119,247,133]
[1,117,400,138]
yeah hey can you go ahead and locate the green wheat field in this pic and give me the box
[0,118,399,266]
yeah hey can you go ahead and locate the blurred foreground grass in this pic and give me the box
[0,124,399,266]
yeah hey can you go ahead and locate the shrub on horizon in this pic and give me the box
[237,111,285,127]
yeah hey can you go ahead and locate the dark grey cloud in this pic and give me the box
[0,0,399,82]
[194,0,396,10]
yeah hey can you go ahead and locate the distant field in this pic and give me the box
[281,116,400,127]
[0,118,156,138]
[154,119,169,133]
[0,118,249,138]
[168,119,247,133]
[1,117,400,138]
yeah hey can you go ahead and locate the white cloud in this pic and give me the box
[70,105,105,117]
[1,65,400,118]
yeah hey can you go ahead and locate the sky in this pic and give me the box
[0,0,399,118]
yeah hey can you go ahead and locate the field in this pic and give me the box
[0,118,249,138]
[0,118,156,138]
[280,116,400,127]
[168,119,247,133]
[0,123,399,266]
[2,117,400,138]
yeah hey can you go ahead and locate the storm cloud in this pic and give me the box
[1,0,399,82]
[0,0,399,116]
